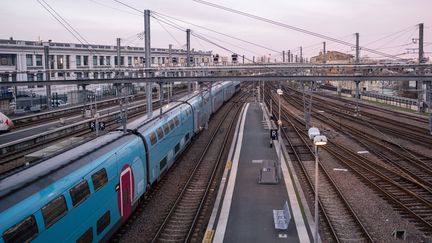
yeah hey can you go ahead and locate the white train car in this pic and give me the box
[0,112,13,132]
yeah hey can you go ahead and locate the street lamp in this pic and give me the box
[276,88,283,180]
[308,127,327,243]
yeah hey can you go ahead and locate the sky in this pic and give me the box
[1,0,431,61]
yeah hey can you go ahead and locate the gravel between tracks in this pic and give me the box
[280,88,432,242]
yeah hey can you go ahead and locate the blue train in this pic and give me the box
[0,81,241,243]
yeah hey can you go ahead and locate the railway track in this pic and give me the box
[279,84,432,191]
[150,92,246,243]
[111,86,249,243]
[12,89,187,130]
[324,144,432,236]
[320,91,427,125]
[273,85,432,236]
[11,93,145,129]
[319,113,432,189]
[268,93,374,243]
[282,86,432,147]
[0,99,163,176]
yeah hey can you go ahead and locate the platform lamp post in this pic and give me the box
[308,127,328,243]
[276,88,283,180]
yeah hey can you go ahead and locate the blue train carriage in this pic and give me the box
[210,82,225,113]
[0,132,147,243]
[234,81,241,93]
[135,103,194,186]
[210,81,238,113]
[0,81,239,243]
[222,81,237,103]
[130,82,230,187]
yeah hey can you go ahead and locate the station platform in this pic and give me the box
[204,102,314,243]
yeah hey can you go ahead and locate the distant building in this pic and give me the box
[310,51,354,64]
[311,51,392,93]
[0,38,212,94]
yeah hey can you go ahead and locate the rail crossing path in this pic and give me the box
[204,102,314,243]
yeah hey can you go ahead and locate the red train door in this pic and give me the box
[118,165,134,222]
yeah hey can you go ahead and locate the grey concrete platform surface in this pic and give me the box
[206,102,313,243]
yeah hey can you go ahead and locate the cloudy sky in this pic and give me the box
[1,0,431,61]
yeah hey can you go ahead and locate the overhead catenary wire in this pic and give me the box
[113,0,144,14]
[37,0,104,57]
[88,0,142,16]
[152,16,183,47]
[37,1,87,48]
[192,0,406,61]
[363,25,417,46]
[373,27,417,51]
[152,14,262,57]
[152,11,280,54]
[113,0,347,59]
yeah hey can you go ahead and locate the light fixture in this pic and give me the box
[308,127,320,140]
[314,135,327,146]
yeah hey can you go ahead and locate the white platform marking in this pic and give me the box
[204,104,247,242]
[333,168,348,172]
[357,150,369,154]
[251,159,263,164]
[213,103,250,243]
[263,104,311,243]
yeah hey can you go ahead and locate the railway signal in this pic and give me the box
[270,129,278,140]
[89,121,105,131]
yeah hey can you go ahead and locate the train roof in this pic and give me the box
[0,131,134,213]
[0,81,235,213]
[127,85,216,132]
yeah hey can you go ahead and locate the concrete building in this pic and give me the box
[310,51,391,93]
[310,51,354,64]
[0,38,212,95]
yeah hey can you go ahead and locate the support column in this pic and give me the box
[355,33,360,64]
[159,82,163,116]
[168,44,172,65]
[355,33,361,114]
[116,38,121,75]
[186,29,191,92]
[323,42,326,64]
[144,9,152,118]
[282,50,285,62]
[355,80,360,116]
[418,23,425,113]
[44,43,52,110]
[287,50,291,62]
[300,46,303,63]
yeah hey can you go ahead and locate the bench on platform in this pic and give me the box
[273,201,291,230]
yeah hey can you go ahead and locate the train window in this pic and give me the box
[42,195,68,228]
[70,180,90,207]
[97,211,110,235]
[169,119,175,130]
[3,215,38,243]
[163,123,170,135]
[149,132,157,146]
[156,127,164,140]
[92,168,108,192]
[76,227,93,243]
[175,143,180,154]
[174,116,180,126]
[160,157,167,170]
